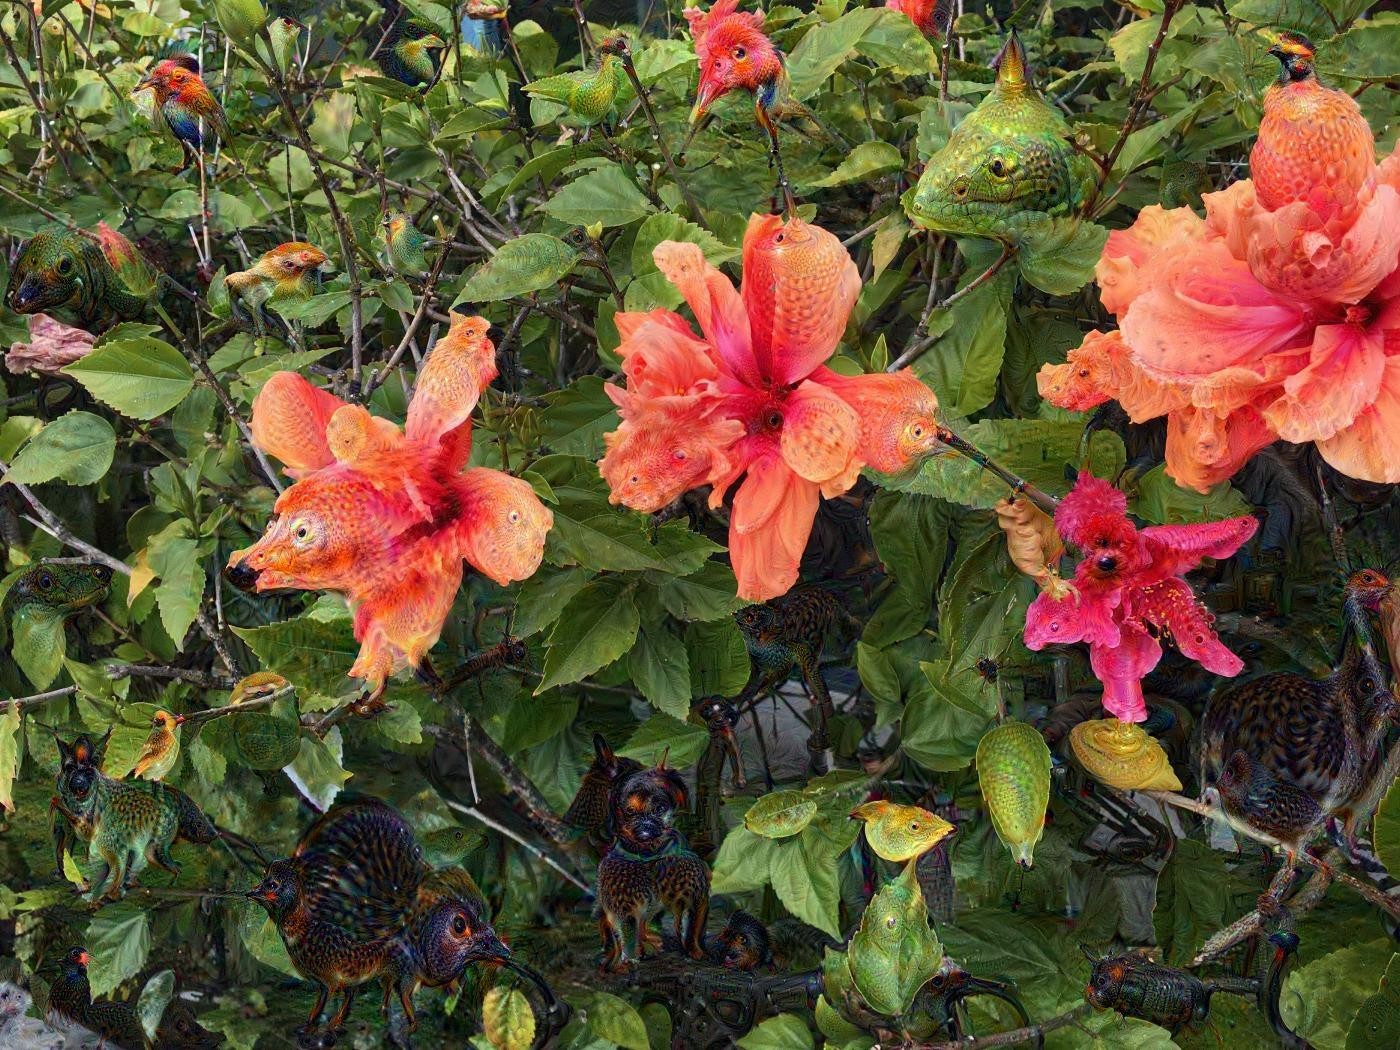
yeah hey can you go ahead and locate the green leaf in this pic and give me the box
[914,259,1011,416]
[232,612,360,701]
[1375,779,1400,891]
[1127,464,1253,524]
[1154,839,1237,964]
[61,338,194,420]
[711,825,781,894]
[864,491,950,646]
[787,7,883,100]
[627,622,691,718]
[284,727,351,811]
[148,523,204,647]
[809,141,903,189]
[483,985,536,1050]
[86,902,152,998]
[539,376,618,458]
[685,617,750,697]
[1283,937,1397,1046]
[514,567,592,638]
[11,609,67,689]
[456,234,580,303]
[137,969,175,1041]
[537,576,640,692]
[0,705,20,813]
[658,561,744,622]
[744,791,818,839]
[618,712,708,768]
[632,213,737,273]
[582,991,650,1050]
[269,290,353,327]
[4,411,116,486]
[736,1012,814,1050]
[542,164,654,228]
[1016,220,1109,296]
[894,419,1125,510]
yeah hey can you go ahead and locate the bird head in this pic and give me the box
[153,710,186,732]
[454,467,554,586]
[686,1,783,124]
[598,35,631,58]
[598,419,717,514]
[255,242,333,286]
[1267,31,1316,83]
[418,899,510,984]
[245,861,303,918]
[1345,567,1391,613]
[62,947,91,972]
[136,59,202,102]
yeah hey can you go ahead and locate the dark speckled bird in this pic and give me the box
[734,585,857,766]
[247,796,531,1035]
[154,1001,223,1049]
[1198,569,1398,845]
[564,733,644,846]
[1215,750,1326,865]
[374,0,446,86]
[47,947,146,1050]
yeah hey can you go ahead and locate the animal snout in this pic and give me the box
[631,818,664,842]
[1095,555,1118,572]
[224,561,261,592]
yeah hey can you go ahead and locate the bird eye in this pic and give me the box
[452,914,469,936]
[57,258,73,275]
[733,46,746,60]
[910,823,920,832]
[37,571,54,590]
[766,411,782,427]
[629,474,640,484]
[508,509,521,524]
[674,449,687,461]
[885,916,896,929]
[910,424,924,438]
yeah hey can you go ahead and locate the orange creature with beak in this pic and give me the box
[226,313,553,706]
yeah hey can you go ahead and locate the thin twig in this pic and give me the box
[443,797,590,892]
[887,244,1015,372]
[1,686,78,713]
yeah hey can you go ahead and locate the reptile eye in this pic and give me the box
[37,571,54,590]
[910,823,920,832]
[990,159,1007,177]
[57,258,73,275]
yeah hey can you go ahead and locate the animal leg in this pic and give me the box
[797,648,835,772]
[148,839,181,878]
[397,978,417,1032]
[684,892,710,960]
[599,912,625,973]
[301,983,330,1032]
[327,987,356,1031]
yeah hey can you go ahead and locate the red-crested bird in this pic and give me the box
[136,43,229,173]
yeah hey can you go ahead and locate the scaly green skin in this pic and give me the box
[525,51,626,129]
[1346,954,1400,1049]
[907,33,1096,242]
[976,720,1051,868]
[4,229,149,325]
[54,768,183,901]
[4,562,112,690]
[820,861,943,1027]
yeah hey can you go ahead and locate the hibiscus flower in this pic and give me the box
[1039,41,1400,492]
[1023,473,1257,723]
[600,214,943,600]
[6,313,96,375]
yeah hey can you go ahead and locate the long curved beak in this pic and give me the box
[688,82,719,127]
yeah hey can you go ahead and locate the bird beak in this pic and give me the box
[1267,44,1284,59]
[223,560,262,592]
[476,930,511,964]
[135,74,154,91]
[689,83,718,126]
[174,714,187,726]
[77,951,90,966]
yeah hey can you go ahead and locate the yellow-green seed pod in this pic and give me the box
[976,720,1051,869]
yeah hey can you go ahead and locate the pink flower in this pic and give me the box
[1039,69,1400,492]
[599,214,941,600]
[7,313,96,375]
[1023,474,1257,723]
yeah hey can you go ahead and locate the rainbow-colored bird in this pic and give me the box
[135,41,228,172]
[524,36,629,133]
[375,0,447,87]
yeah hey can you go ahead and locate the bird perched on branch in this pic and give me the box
[224,242,332,336]
[133,709,185,781]
[374,0,447,86]
[135,41,229,172]
[379,211,432,275]
[524,35,629,133]
[1214,749,1326,869]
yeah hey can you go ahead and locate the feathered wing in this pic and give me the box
[293,796,428,936]
[523,70,583,104]
[404,311,497,472]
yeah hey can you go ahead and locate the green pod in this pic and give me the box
[976,720,1051,868]
[847,861,942,1017]
[232,698,301,770]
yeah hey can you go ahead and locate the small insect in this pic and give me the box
[974,657,999,685]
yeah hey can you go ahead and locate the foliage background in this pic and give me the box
[0,0,1398,1047]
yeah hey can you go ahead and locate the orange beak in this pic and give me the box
[689,79,722,126]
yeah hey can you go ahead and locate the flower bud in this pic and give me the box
[215,0,266,52]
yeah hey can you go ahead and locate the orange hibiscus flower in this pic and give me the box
[600,214,942,600]
[1039,36,1400,492]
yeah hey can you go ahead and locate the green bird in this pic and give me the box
[375,0,447,87]
[2,562,112,690]
[906,31,1096,242]
[380,211,432,275]
[4,225,155,327]
[1347,954,1400,1050]
[524,36,630,132]
[820,861,943,1029]
[976,720,1051,869]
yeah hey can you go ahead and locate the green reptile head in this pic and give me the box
[5,562,113,621]
[4,229,108,317]
[907,33,1095,242]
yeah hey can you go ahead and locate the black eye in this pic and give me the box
[734,46,746,59]
[991,159,1007,177]
[766,412,782,427]
[37,571,54,590]
[57,258,73,275]
[452,914,468,936]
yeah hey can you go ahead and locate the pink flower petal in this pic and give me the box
[1262,320,1386,443]
[729,454,819,601]
[1091,624,1160,723]
[1096,205,1207,318]
[653,240,760,387]
[1164,404,1278,494]
[778,379,860,486]
[1316,353,1400,483]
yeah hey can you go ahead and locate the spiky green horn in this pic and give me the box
[993,30,1030,89]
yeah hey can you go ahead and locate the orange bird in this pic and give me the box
[135,46,228,171]
[684,1,795,208]
[226,313,553,705]
[1251,31,1375,223]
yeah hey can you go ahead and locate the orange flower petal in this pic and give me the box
[779,379,860,485]
[250,372,347,478]
[404,312,496,470]
[1096,205,1207,318]
[729,455,819,601]
[653,240,759,386]
[816,367,941,474]
[1316,353,1400,483]
[1262,322,1386,442]
[1121,240,1309,380]
[455,468,553,585]
[741,213,861,385]
[1164,404,1276,494]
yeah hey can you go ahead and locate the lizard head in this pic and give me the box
[5,230,104,316]
[6,562,112,618]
